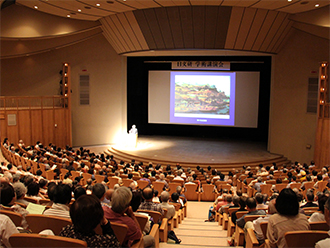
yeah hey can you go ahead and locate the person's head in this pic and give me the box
[74,186,86,200]
[0,182,16,206]
[142,187,154,201]
[246,197,257,211]
[160,191,170,203]
[111,187,132,214]
[53,183,72,204]
[324,196,330,226]
[317,174,323,181]
[171,192,179,202]
[13,182,27,200]
[232,195,240,206]
[239,196,247,209]
[27,181,40,196]
[159,173,165,180]
[226,194,233,203]
[317,194,329,214]
[130,190,143,212]
[39,179,48,189]
[306,190,315,202]
[176,186,182,195]
[255,193,264,204]
[257,177,262,183]
[47,182,57,201]
[92,183,106,200]
[70,194,104,234]
[275,188,299,216]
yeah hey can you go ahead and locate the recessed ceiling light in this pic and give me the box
[78,9,81,12]
[96,3,100,6]
[67,14,71,17]
[34,6,38,9]
[288,0,292,2]
[315,4,320,7]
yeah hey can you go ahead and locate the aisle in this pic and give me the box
[160,201,234,248]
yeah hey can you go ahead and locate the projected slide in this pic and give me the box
[170,71,236,126]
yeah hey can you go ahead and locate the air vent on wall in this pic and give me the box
[79,75,90,105]
[307,77,318,113]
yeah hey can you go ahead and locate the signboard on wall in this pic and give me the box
[172,61,230,70]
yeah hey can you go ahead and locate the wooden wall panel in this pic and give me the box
[234,8,257,50]
[192,6,205,49]
[125,11,149,51]
[54,109,68,148]
[167,7,184,49]
[144,8,166,49]
[42,109,54,146]
[30,110,43,145]
[18,110,32,145]
[117,13,142,51]
[243,9,268,50]
[224,7,244,49]
[134,10,157,49]
[180,6,194,48]
[214,6,232,49]
[204,6,219,49]
[155,8,175,49]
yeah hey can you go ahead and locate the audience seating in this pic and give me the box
[137,180,149,189]
[168,182,181,197]
[200,184,216,201]
[0,209,23,227]
[310,221,329,231]
[285,230,329,248]
[226,207,240,237]
[185,183,199,201]
[260,184,272,197]
[108,177,119,188]
[24,196,39,204]
[152,181,165,193]
[122,178,133,187]
[9,233,87,247]
[94,174,105,183]
[25,214,71,235]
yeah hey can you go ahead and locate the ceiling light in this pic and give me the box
[67,14,71,17]
[34,6,38,9]
[78,9,81,12]
[315,4,320,7]
[288,0,292,2]
[96,3,100,6]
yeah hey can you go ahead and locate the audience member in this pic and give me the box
[315,196,330,248]
[59,194,120,247]
[160,191,176,220]
[267,188,310,248]
[139,187,164,216]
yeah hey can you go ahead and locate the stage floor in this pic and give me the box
[109,135,281,165]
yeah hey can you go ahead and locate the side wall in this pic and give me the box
[0,35,127,147]
[269,29,330,165]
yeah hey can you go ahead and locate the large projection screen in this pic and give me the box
[149,71,260,128]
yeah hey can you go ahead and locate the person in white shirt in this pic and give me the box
[0,214,19,248]
[160,191,176,220]
[308,194,328,223]
[315,196,330,248]
[43,184,71,219]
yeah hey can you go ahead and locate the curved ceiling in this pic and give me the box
[15,0,330,21]
[0,0,329,58]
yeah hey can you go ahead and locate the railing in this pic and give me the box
[0,96,68,110]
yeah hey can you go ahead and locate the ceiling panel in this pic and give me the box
[179,7,194,48]
[189,0,223,6]
[121,0,161,9]
[224,7,244,50]
[78,0,135,12]
[204,6,219,49]
[154,8,175,49]
[234,8,257,50]
[260,12,287,51]
[192,6,205,49]
[124,11,149,50]
[134,10,157,49]
[243,8,268,50]
[267,18,291,53]
[272,20,293,53]
[117,13,142,51]
[144,8,166,49]
[252,10,278,51]
[110,15,136,51]
[222,0,258,8]
[251,0,297,10]
[167,7,184,48]
[214,6,232,49]
[277,0,330,14]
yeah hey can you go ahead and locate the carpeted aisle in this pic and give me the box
[160,201,238,248]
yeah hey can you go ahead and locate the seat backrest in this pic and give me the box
[137,209,162,223]
[9,233,87,247]
[185,183,199,200]
[108,177,119,189]
[152,181,165,193]
[111,222,129,245]
[24,196,39,204]
[134,213,149,232]
[285,230,329,248]
[169,202,181,211]
[94,174,105,184]
[275,184,287,192]
[0,209,23,227]
[137,180,149,189]
[244,215,265,223]
[122,179,133,187]
[235,211,249,219]
[260,222,268,239]
[39,199,52,205]
[168,182,181,196]
[26,214,71,235]
[289,182,301,189]
[228,207,240,216]
[310,221,329,231]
